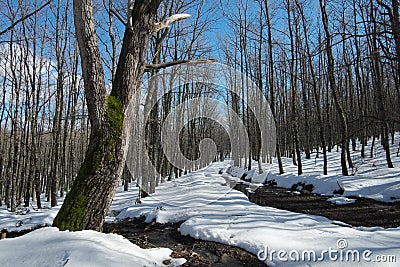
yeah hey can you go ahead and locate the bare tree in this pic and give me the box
[371,0,394,168]
[319,0,349,176]
[52,0,196,231]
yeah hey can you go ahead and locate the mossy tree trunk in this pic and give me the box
[53,0,162,231]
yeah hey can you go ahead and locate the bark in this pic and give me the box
[53,0,162,231]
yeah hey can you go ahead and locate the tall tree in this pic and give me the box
[319,0,349,176]
[264,0,284,174]
[295,0,328,175]
[53,0,164,231]
[287,0,302,175]
[371,0,394,168]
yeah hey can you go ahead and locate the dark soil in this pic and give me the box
[103,217,266,267]
[2,224,47,238]
[235,183,400,228]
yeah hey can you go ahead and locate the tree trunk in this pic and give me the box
[53,0,162,231]
[264,0,284,174]
[371,2,394,168]
[296,0,328,175]
[319,0,349,176]
[287,0,302,175]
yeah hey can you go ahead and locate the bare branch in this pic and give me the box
[0,0,52,36]
[109,8,127,27]
[144,58,217,72]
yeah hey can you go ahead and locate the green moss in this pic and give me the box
[104,95,124,163]
[53,148,98,231]
[53,96,124,231]
[106,95,124,139]
[54,186,87,231]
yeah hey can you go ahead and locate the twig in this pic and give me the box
[0,0,52,36]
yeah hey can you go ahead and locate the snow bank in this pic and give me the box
[0,227,185,267]
[0,196,62,232]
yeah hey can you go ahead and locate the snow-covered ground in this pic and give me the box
[0,227,185,267]
[113,162,400,266]
[230,133,400,203]
[1,134,399,266]
[0,184,188,267]
[0,195,63,233]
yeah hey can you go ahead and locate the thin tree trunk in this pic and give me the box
[319,0,349,176]
[296,0,328,175]
[287,0,302,175]
[264,0,283,174]
[371,2,394,168]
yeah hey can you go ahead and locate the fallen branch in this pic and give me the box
[145,58,217,72]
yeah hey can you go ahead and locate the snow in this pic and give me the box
[0,196,63,233]
[0,183,186,267]
[105,182,140,223]
[115,162,400,266]
[229,134,400,202]
[0,182,139,232]
[327,196,357,205]
[0,227,185,267]
[1,134,400,266]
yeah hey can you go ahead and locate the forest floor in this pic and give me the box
[2,138,400,266]
[5,182,399,266]
[103,183,400,266]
